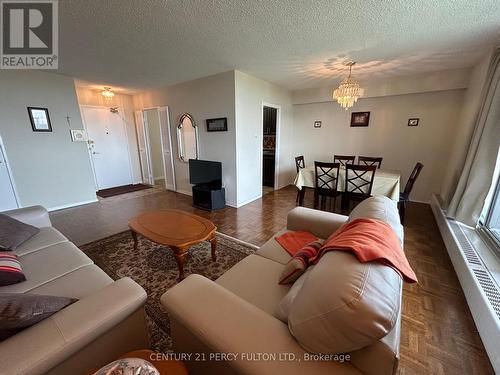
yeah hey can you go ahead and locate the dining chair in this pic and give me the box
[342,164,377,212]
[295,155,307,204]
[398,162,424,225]
[334,155,356,167]
[358,156,383,169]
[314,162,341,211]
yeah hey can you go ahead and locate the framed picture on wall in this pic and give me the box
[27,107,52,132]
[206,117,228,132]
[408,118,420,126]
[350,112,370,127]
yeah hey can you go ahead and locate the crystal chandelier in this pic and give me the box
[333,62,364,110]
[101,87,115,100]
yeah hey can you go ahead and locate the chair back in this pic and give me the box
[295,155,305,173]
[402,162,424,198]
[358,156,383,169]
[334,155,356,167]
[314,162,340,195]
[345,164,377,196]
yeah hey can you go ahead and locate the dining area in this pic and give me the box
[293,155,423,224]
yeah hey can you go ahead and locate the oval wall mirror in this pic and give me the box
[177,113,199,162]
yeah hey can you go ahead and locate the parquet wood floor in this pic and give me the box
[50,186,494,374]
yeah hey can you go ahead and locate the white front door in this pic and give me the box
[81,107,133,190]
[0,142,18,211]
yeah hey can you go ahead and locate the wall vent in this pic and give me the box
[450,221,500,320]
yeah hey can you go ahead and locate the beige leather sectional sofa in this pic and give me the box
[162,196,404,375]
[0,206,148,375]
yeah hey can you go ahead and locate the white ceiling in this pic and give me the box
[61,0,500,92]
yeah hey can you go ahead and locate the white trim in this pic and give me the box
[431,194,500,372]
[48,198,98,212]
[216,231,260,249]
[234,194,262,208]
[0,135,20,208]
[176,189,192,196]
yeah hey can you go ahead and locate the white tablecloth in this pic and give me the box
[294,166,401,202]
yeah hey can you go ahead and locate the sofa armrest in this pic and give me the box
[161,274,359,375]
[0,277,147,375]
[287,207,348,239]
[2,205,52,228]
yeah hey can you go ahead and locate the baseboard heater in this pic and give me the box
[430,195,500,372]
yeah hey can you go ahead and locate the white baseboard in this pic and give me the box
[430,194,500,372]
[235,194,262,208]
[48,198,98,212]
[176,189,192,197]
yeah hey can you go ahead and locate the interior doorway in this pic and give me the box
[134,107,176,191]
[81,106,134,191]
[262,104,279,195]
[0,136,19,211]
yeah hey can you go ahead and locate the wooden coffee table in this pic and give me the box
[128,209,217,281]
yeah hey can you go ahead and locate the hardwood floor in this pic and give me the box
[50,186,494,374]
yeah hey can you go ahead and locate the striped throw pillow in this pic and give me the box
[0,253,26,286]
[278,240,322,285]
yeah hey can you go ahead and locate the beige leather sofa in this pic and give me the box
[0,206,148,375]
[162,196,404,375]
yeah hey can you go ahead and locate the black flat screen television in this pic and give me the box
[189,159,222,188]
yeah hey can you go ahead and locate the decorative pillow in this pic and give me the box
[0,253,26,286]
[93,358,160,375]
[0,293,77,340]
[0,214,39,251]
[278,240,322,284]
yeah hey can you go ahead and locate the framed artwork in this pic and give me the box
[206,117,228,132]
[27,107,52,132]
[314,121,322,128]
[70,129,87,142]
[350,112,370,127]
[408,118,419,126]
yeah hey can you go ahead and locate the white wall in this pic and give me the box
[440,51,493,206]
[0,71,96,209]
[133,71,237,205]
[234,70,294,206]
[75,87,142,183]
[292,89,465,202]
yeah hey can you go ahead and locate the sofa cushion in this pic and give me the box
[29,265,113,300]
[0,214,39,251]
[0,253,25,286]
[14,227,68,257]
[257,229,299,265]
[0,293,76,340]
[216,254,291,318]
[348,196,403,244]
[0,242,93,293]
[287,251,402,354]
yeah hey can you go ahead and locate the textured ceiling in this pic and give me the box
[60,0,500,92]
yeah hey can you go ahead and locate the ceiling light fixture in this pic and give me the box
[333,61,364,110]
[101,87,115,100]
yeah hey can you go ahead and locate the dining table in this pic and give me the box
[294,165,401,206]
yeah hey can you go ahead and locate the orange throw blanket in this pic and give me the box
[275,231,318,256]
[313,218,417,283]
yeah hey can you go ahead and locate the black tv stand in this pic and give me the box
[192,184,225,211]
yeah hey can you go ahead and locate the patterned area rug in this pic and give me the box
[80,231,257,352]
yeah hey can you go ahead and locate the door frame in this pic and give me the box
[141,106,176,191]
[80,105,134,191]
[261,102,281,191]
[0,135,20,209]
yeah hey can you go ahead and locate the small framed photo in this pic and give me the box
[27,107,52,132]
[408,118,419,127]
[206,117,228,132]
[350,111,370,127]
[314,121,322,128]
[70,129,87,142]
